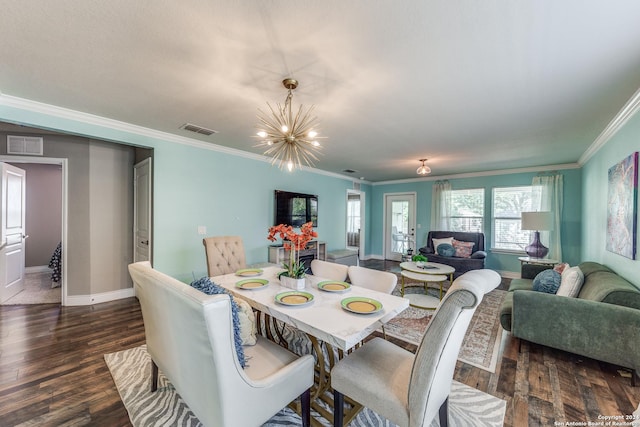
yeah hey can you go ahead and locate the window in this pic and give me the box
[492,186,535,250]
[449,188,484,232]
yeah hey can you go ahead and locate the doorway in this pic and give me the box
[0,156,67,305]
[346,189,365,258]
[384,192,416,261]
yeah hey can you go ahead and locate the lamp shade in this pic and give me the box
[521,211,553,231]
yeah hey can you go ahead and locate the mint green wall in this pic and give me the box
[0,103,361,286]
[371,168,582,274]
[582,111,640,287]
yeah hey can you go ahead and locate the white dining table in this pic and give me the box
[213,266,409,351]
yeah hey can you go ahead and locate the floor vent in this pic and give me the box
[7,135,44,155]
[180,123,218,136]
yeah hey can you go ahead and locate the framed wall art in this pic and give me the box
[606,151,638,259]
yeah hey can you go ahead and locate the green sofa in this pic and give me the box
[500,261,640,384]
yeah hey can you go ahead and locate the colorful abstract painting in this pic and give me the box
[606,152,638,259]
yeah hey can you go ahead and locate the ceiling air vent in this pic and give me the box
[7,135,43,155]
[343,169,358,174]
[180,123,218,136]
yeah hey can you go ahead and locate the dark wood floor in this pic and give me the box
[1,261,638,426]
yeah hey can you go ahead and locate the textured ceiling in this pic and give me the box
[1,1,640,181]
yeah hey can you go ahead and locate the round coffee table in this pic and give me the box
[399,262,455,310]
[400,270,448,310]
[399,261,455,282]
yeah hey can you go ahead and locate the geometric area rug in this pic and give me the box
[105,345,506,427]
[383,288,507,373]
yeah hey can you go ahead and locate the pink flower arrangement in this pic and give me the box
[267,222,318,278]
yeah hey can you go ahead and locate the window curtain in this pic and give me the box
[532,175,563,261]
[430,180,452,231]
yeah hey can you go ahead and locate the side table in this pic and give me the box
[518,257,558,279]
[518,257,558,267]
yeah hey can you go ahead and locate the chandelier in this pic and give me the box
[255,78,325,172]
[416,158,431,175]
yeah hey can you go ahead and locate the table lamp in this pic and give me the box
[521,211,553,258]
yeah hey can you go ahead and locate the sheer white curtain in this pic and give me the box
[532,175,563,260]
[430,180,452,231]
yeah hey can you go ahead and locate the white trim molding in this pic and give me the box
[579,86,640,165]
[65,287,135,306]
[0,94,360,183]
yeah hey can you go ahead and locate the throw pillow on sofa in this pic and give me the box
[436,243,456,257]
[532,269,561,294]
[432,237,454,251]
[556,266,584,298]
[452,239,475,258]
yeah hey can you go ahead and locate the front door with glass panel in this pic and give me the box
[384,193,416,261]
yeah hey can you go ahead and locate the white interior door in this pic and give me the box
[134,158,152,263]
[384,193,416,261]
[1,163,26,303]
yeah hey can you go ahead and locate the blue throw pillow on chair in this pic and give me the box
[532,269,561,294]
[436,243,456,257]
[190,276,247,368]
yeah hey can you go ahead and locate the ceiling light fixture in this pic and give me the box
[255,78,325,172]
[416,158,431,175]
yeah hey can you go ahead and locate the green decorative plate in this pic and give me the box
[275,291,314,306]
[235,268,263,277]
[341,297,383,314]
[235,278,269,290]
[317,281,351,293]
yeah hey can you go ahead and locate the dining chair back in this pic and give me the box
[331,269,501,427]
[347,265,398,294]
[311,259,348,282]
[129,261,314,427]
[203,235,247,276]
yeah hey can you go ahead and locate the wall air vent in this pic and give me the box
[7,135,44,155]
[353,181,361,191]
[180,123,219,136]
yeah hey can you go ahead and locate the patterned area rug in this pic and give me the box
[384,281,506,373]
[105,345,506,427]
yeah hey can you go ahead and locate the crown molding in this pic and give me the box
[0,94,360,182]
[579,86,640,165]
[372,163,580,186]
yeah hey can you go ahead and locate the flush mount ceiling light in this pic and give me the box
[416,158,431,175]
[255,78,325,172]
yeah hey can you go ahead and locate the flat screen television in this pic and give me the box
[274,190,318,227]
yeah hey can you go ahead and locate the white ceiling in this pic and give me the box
[1,1,640,182]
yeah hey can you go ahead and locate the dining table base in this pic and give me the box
[258,313,365,426]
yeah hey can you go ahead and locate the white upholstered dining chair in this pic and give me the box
[331,269,501,427]
[203,235,247,276]
[347,265,398,294]
[129,261,314,427]
[311,259,349,282]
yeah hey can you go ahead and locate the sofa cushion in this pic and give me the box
[190,276,247,367]
[436,243,456,257]
[556,266,584,298]
[452,239,474,258]
[532,269,561,294]
[508,278,534,292]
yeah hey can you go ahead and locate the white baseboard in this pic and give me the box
[25,265,52,273]
[65,287,135,306]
